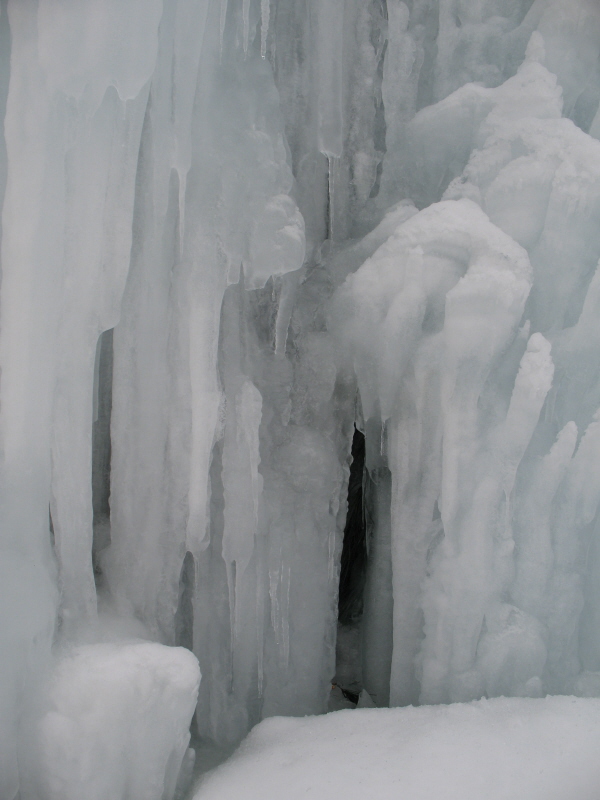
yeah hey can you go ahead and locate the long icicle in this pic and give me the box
[220,0,228,56]
[243,0,251,56]
[261,0,270,58]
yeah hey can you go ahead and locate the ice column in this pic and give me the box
[105,0,211,638]
[104,1,308,747]
[0,1,160,794]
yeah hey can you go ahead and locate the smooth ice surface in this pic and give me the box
[36,640,200,800]
[192,697,600,800]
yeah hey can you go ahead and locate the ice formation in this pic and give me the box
[1,0,600,797]
[37,641,200,800]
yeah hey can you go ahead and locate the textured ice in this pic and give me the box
[2,0,600,796]
[37,641,200,800]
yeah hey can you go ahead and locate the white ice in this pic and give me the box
[36,640,200,800]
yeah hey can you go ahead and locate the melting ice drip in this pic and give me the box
[1,0,600,798]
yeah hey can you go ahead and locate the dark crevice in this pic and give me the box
[176,551,196,651]
[333,427,368,707]
[49,506,55,550]
[338,426,367,625]
[92,327,113,581]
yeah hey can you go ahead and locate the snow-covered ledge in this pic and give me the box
[192,696,600,800]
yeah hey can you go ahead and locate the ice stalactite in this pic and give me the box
[260,0,270,59]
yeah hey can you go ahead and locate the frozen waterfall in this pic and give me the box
[1,0,600,797]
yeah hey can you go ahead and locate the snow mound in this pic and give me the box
[37,641,200,800]
[193,696,600,800]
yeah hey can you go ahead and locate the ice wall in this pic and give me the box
[1,0,600,796]
[332,3,600,708]
[0,1,161,795]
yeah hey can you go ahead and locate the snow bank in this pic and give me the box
[193,696,600,800]
[36,641,200,800]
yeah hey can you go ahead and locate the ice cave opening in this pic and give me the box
[332,425,367,708]
[338,427,367,630]
[3,0,600,798]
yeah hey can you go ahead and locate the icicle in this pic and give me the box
[282,564,291,668]
[243,0,251,56]
[274,272,302,357]
[226,559,236,690]
[220,0,228,56]
[314,0,344,157]
[178,169,186,255]
[257,546,265,697]
[261,0,270,59]
[328,155,335,240]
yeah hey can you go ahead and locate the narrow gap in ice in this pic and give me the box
[331,426,367,710]
[49,506,55,552]
[176,551,196,652]
[338,426,367,625]
[92,328,114,586]
[360,418,393,708]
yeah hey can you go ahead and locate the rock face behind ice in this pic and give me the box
[36,641,200,800]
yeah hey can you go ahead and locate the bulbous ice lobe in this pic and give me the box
[37,641,200,800]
